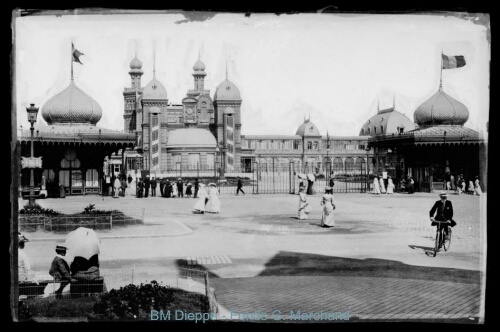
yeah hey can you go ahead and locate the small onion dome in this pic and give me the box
[130,56,143,70]
[166,128,216,148]
[214,79,241,101]
[143,77,168,100]
[414,89,469,126]
[295,119,321,137]
[193,59,206,72]
[42,80,102,125]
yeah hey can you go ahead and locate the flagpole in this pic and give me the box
[71,42,74,81]
[439,51,443,90]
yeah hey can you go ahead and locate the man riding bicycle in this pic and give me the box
[430,191,456,239]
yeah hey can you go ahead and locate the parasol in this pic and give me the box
[307,173,316,181]
[65,227,101,260]
[297,173,307,179]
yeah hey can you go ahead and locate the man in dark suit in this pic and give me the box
[430,191,456,238]
[49,245,74,299]
[236,177,245,195]
[177,178,184,198]
[194,178,199,198]
[144,175,151,198]
[151,177,157,197]
[159,178,165,197]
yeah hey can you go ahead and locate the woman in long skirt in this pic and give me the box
[468,180,474,194]
[320,187,335,227]
[186,181,193,198]
[379,177,386,194]
[171,182,178,198]
[372,176,381,195]
[298,187,310,220]
[193,184,207,213]
[474,176,482,196]
[205,185,221,213]
[386,177,395,194]
[450,174,456,191]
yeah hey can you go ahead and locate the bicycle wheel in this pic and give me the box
[443,227,452,251]
[434,228,441,253]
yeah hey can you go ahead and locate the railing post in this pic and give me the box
[110,213,113,229]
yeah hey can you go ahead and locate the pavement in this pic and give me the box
[18,190,486,323]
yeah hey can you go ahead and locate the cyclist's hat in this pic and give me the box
[439,191,448,197]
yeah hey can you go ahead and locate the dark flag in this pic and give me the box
[72,43,84,64]
[442,54,466,69]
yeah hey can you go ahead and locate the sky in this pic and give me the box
[14,11,490,136]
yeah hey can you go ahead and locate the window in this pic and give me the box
[374,127,377,134]
[152,129,158,141]
[206,154,215,168]
[228,156,234,166]
[307,141,312,150]
[227,115,234,127]
[85,169,99,187]
[313,141,319,150]
[188,154,200,169]
[152,114,158,126]
[251,141,256,149]
[227,144,234,154]
[152,144,158,154]
[361,129,365,135]
[293,141,300,150]
[152,157,159,166]
[227,130,234,141]
[368,128,371,134]
[380,125,384,133]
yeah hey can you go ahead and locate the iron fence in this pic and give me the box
[18,266,218,312]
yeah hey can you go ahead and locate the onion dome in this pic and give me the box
[296,119,321,136]
[193,59,206,72]
[414,89,469,126]
[214,79,241,101]
[130,56,143,70]
[166,128,216,148]
[41,80,102,125]
[142,76,168,100]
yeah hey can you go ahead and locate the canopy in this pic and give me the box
[65,227,101,260]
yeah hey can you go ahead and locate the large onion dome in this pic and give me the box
[414,88,469,126]
[142,76,168,100]
[41,80,102,125]
[214,79,241,101]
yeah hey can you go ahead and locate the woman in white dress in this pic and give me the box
[320,187,335,227]
[298,187,310,220]
[386,177,395,194]
[171,181,178,198]
[474,176,482,196]
[205,184,221,213]
[379,177,386,194]
[468,180,474,194]
[372,176,381,195]
[193,184,207,213]
[113,177,121,198]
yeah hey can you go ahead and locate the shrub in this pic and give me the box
[19,297,96,320]
[19,203,60,216]
[91,281,210,320]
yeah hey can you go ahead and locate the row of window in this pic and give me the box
[244,140,366,151]
[361,126,405,135]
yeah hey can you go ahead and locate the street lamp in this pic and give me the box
[26,104,39,206]
[365,146,371,193]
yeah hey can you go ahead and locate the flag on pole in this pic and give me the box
[442,54,466,69]
[72,43,84,64]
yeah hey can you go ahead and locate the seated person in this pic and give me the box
[49,245,75,299]
[70,254,103,296]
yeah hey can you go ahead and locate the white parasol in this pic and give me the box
[307,173,316,181]
[65,227,101,260]
[297,173,307,179]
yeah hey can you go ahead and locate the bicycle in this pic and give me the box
[428,219,452,257]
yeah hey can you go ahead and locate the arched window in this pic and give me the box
[361,128,365,135]
[374,127,377,134]
[307,141,312,150]
[380,125,384,133]
[367,128,371,134]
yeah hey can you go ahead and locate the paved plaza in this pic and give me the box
[19,190,486,322]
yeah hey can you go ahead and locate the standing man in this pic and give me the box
[194,178,199,198]
[49,245,74,299]
[236,177,245,195]
[159,178,165,197]
[127,174,133,190]
[151,177,157,197]
[177,178,184,198]
[329,177,335,189]
[144,175,151,198]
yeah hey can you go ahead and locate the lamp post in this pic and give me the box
[365,146,370,193]
[26,104,39,206]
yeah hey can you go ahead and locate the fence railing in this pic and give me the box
[18,266,218,313]
[19,210,145,233]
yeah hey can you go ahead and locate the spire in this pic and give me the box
[135,40,138,58]
[153,47,156,78]
[377,100,379,112]
[225,49,228,80]
[393,94,395,109]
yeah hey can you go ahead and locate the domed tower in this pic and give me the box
[213,69,242,170]
[184,56,213,128]
[141,66,168,172]
[42,80,102,125]
[413,87,469,127]
[192,58,207,92]
[123,52,144,133]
